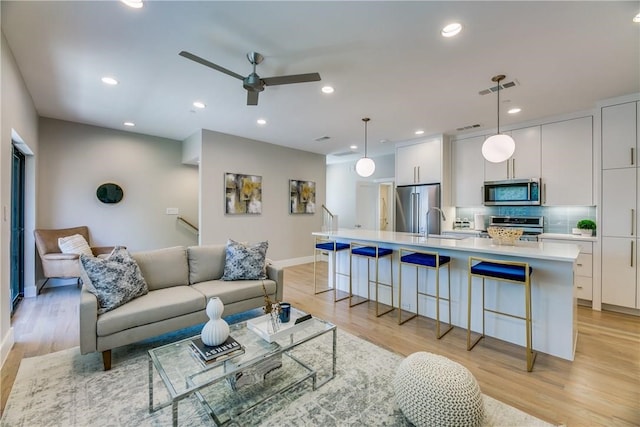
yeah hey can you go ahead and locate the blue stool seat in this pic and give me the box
[401,253,450,268]
[471,261,532,282]
[316,242,350,251]
[352,246,393,257]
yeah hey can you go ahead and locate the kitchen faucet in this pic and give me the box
[426,207,446,237]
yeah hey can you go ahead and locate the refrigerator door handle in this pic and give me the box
[415,192,421,233]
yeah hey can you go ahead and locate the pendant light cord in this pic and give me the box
[362,117,370,157]
[492,75,505,134]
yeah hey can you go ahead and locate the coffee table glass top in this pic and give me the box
[148,308,335,398]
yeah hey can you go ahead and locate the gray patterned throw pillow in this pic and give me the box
[221,239,268,281]
[80,246,148,314]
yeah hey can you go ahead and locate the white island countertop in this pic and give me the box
[313,229,580,263]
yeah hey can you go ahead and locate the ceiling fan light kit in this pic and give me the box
[356,118,376,178]
[482,74,515,163]
[179,50,321,106]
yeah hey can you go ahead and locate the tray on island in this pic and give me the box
[246,310,313,343]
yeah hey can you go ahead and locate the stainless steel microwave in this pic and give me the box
[483,179,541,206]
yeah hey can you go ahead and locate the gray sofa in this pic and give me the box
[79,244,283,370]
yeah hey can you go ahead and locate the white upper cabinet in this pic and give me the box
[541,116,593,206]
[602,102,638,169]
[452,136,484,206]
[484,126,541,181]
[396,137,442,186]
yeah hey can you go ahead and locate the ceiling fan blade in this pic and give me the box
[247,90,259,106]
[179,51,244,81]
[262,72,321,86]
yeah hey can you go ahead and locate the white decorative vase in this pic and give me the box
[201,297,229,346]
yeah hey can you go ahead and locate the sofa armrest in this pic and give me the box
[79,286,98,354]
[266,263,284,302]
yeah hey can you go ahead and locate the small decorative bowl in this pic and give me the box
[487,226,523,245]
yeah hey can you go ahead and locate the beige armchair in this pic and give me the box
[34,226,114,293]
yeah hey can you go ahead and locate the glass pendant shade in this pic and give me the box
[356,157,376,177]
[482,133,515,163]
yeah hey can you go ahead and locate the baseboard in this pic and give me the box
[601,303,640,317]
[271,256,314,268]
[1,326,15,369]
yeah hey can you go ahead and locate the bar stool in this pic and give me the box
[398,248,453,339]
[467,256,536,372]
[350,241,394,316]
[313,236,350,301]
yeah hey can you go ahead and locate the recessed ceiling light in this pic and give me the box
[634,13,640,23]
[350,145,358,150]
[441,23,462,38]
[508,107,522,114]
[321,86,335,94]
[257,119,267,125]
[193,101,206,109]
[415,130,425,135]
[101,77,118,85]
[123,122,135,127]
[121,0,143,9]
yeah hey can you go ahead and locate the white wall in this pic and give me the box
[37,118,199,255]
[199,129,326,261]
[1,33,39,367]
[326,154,394,229]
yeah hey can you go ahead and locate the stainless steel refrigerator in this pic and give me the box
[395,184,441,235]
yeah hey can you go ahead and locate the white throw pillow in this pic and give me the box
[58,234,93,257]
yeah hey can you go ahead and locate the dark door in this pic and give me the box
[11,146,25,313]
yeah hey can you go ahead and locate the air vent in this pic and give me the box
[478,79,519,95]
[314,136,331,142]
[333,151,356,156]
[456,124,481,131]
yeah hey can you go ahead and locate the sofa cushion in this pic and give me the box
[192,279,277,305]
[187,244,226,284]
[59,233,93,257]
[221,239,268,281]
[131,246,188,291]
[96,286,206,336]
[80,247,148,314]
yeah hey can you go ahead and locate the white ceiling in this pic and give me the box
[2,1,639,163]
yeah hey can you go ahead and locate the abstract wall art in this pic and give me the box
[225,173,262,214]
[290,179,316,214]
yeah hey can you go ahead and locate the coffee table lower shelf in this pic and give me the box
[148,311,336,426]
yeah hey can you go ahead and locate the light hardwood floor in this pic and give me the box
[2,263,639,425]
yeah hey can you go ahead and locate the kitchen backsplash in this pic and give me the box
[455,206,597,235]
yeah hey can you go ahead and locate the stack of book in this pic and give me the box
[189,336,244,366]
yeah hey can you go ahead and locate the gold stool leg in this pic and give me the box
[435,261,453,339]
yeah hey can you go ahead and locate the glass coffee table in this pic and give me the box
[148,308,336,426]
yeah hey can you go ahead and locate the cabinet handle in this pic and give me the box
[632,241,635,268]
[577,263,583,267]
[481,186,484,205]
[417,166,420,183]
[543,183,547,204]
[512,159,516,178]
[632,147,635,166]
[632,209,636,236]
[506,161,510,179]
[577,286,583,289]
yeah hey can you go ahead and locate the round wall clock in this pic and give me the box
[96,183,124,204]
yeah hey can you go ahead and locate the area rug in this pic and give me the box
[2,315,553,426]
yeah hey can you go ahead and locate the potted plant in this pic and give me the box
[576,219,596,237]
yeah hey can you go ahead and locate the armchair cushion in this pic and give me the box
[80,247,148,314]
[58,233,94,257]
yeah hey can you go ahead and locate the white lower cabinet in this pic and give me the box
[601,237,637,308]
[539,237,593,302]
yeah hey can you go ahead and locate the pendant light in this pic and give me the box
[355,117,376,177]
[482,74,515,163]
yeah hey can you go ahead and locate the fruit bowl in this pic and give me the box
[487,226,523,245]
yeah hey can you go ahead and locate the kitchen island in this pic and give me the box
[312,229,580,361]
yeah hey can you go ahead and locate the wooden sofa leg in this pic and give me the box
[102,350,112,371]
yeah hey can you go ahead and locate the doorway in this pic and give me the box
[11,145,26,313]
[355,180,395,231]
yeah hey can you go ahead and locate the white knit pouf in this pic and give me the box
[393,352,484,427]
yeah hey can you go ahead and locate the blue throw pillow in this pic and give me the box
[221,239,268,281]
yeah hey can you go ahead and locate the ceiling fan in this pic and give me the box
[179,51,321,106]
